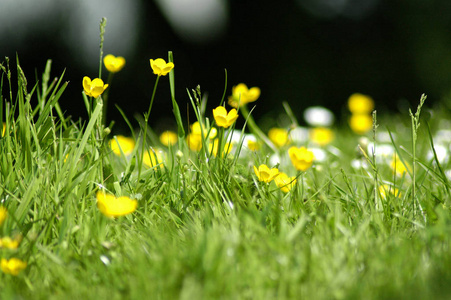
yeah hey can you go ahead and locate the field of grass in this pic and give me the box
[1,22,451,299]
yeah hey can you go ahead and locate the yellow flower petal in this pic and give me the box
[228,83,261,108]
[288,146,314,171]
[348,93,374,114]
[349,114,373,134]
[82,76,108,98]
[268,128,289,148]
[1,258,27,276]
[110,136,135,156]
[0,236,21,249]
[159,131,178,146]
[0,206,7,226]
[104,54,126,73]
[254,164,279,183]
[310,127,334,146]
[274,172,296,193]
[143,149,164,169]
[213,106,239,128]
[96,192,137,217]
[150,58,174,76]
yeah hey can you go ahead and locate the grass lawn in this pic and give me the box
[1,22,451,299]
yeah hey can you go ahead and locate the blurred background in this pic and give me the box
[2,0,451,133]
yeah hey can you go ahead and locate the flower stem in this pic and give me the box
[240,105,277,152]
[139,75,160,180]
[102,72,114,126]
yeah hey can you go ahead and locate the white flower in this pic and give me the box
[228,129,243,145]
[289,126,309,144]
[269,153,282,166]
[243,134,258,149]
[435,130,451,145]
[427,144,448,164]
[310,147,327,162]
[367,143,394,162]
[303,106,334,127]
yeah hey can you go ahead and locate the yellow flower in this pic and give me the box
[191,121,217,139]
[104,54,126,73]
[244,134,260,151]
[96,192,138,218]
[288,146,315,171]
[390,154,411,176]
[379,184,402,199]
[310,127,334,146]
[83,76,109,98]
[0,206,7,226]
[348,93,374,114]
[268,128,289,148]
[208,139,233,157]
[247,140,260,151]
[149,58,174,76]
[274,172,297,193]
[187,133,203,151]
[213,106,239,128]
[110,136,135,156]
[160,131,178,146]
[0,236,22,249]
[349,114,373,134]
[143,149,164,169]
[253,164,279,183]
[2,122,5,136]
[228,83,261,108]
[1,258,27,276]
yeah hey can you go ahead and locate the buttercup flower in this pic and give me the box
[187,133,203,151]
[160,131,178,146]
[349,114,373,134]
[247,141,260,151]
[191,121,217,139]
[245,135,261,151]
[149,58,174,76]
[208,139,233,157]
[310,127,334,146]
[0,206,6,226]
[391,154,411,176]
[268,128,289,148]
[143,149,164,169]
[2,123,5,136]
[1,258,27,276]
[288,146,315,171]
[0,236,22,249]
[379,184,402,199]
[110,136,135,156]
[274,172,297,193]
[348,93,374,114]
[96,192,138,218]
[83,76,109,98]
[104,54,126,73]
[253,164,279,183]
[228,83,261,108]
[213,106,239,128]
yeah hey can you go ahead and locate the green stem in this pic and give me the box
[215,128,224,170]
[139,75,160,180]
[102,72,114,126]
[240,105,278,152]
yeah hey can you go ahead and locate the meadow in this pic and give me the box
[1,20,451,299]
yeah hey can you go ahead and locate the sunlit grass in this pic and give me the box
[1,20,451,299]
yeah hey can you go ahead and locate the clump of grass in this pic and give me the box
[1,19,451,299]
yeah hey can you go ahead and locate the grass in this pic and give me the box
[1,27,451,299]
